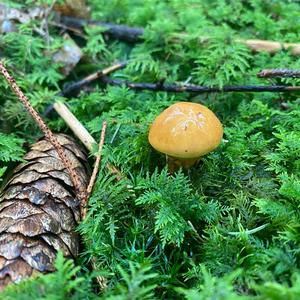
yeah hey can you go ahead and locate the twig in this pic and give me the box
[101,76,300,93]
[43,62,126,117]
[53,101,96,150]
[49,20,86,37]
[236,39,300,56]
[60,62,127,97]
[52,101,124,195]
[83,121,108,290]
[77,120,108,291]
[84,121,107,213]
[60,16,300,55]
[60,16,144,43]
[258,69,300,78]
[43,0,57,47]
[0,61,86,203]
[52,100,124,180]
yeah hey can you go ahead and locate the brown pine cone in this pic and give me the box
[0,134,89,290]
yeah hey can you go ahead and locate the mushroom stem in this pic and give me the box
[166,155,199,173]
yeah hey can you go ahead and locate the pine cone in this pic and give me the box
[0,134,89,290]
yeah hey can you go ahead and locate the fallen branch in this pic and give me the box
[60,15,300,55]
[258,69,300,78]
[0,61,86,203]
[101,76,300,93]
[44,62,126,116]
[60,62,127,97]
[60,16,144,43]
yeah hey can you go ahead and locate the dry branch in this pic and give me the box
[60,62,127,97]
[237,39,300,56]
[52,105,109,290]
[44,62,126,117]
[257,69,300,78]
[100,76,300,93]
[60,16,144,43]
[84,121,107,218]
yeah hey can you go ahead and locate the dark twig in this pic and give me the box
[60,62,127,97]
[60,16,144,43]
[258,69,300,78]
[101,76,300,93]
[43,62,126,116]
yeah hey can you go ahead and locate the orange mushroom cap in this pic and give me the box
[148,102,223,159]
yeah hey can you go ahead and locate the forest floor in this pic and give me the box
[1,1,300,299]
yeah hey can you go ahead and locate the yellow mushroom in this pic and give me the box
[148,102,223,172]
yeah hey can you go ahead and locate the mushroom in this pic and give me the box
[148,102,223,172]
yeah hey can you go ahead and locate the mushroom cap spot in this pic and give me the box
[148,102,223,158]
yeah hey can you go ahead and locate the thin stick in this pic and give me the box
[60,16,144,43]
[52,101,110,290]
[101,76,300,93]
[0,61,86,203]
[52,101,124,181]
[257,69,300,78]
[83,121,107,217]
[60,62,127,97]
[53,101,96,150]
[43,62,126,117]
[81,120,108,291]
[43,0,57,47]
[237,39,300,56]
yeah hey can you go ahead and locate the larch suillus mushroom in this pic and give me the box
[148,102,223,172]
